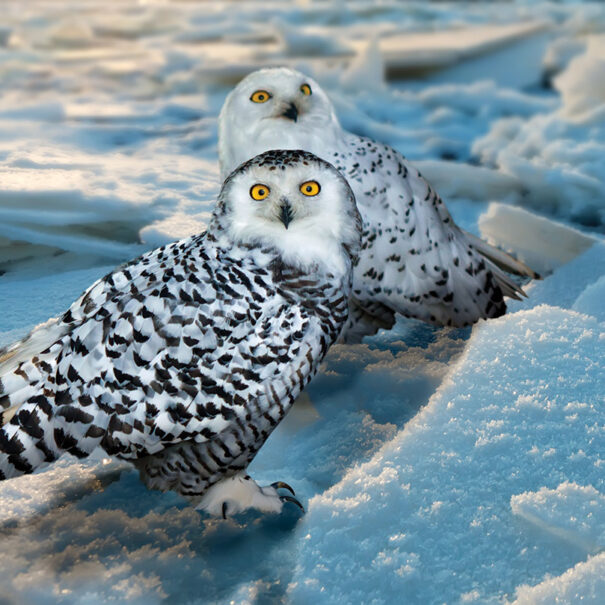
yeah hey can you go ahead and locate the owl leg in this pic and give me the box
[196,471,304,517]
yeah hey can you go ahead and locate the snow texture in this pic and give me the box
[0,1,604,604]
[511,483,605,554]
[472,35,605,230]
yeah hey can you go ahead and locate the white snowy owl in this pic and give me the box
[0,149,361,517]
[219,67,538,340]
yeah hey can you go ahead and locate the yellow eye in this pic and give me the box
[250,90,271,103]
[250,183,270,200]
[300,180,320,196]
[300,83,312,96]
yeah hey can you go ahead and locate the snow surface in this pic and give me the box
[0,1,604,604]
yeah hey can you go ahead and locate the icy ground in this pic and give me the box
[0,1,604,604]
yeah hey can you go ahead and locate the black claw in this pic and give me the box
[222,502,228,519]
[280,495,305,513]
[271,481,296,496]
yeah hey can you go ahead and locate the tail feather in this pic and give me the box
[1,317,67,427]
[0,397,107,480]
[0,317,66,376]
[0,321,101,480]
[463,230,540,280]
[487,261,527,301]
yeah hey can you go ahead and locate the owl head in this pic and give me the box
[218,67,341,178]
[211,149,360,276]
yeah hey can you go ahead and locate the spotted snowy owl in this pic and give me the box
[0,149,361,517]
[219,68,538,340]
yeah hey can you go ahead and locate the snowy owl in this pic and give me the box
[219,67,538,340]
[0,149,361,517]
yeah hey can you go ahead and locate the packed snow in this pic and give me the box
[0,1,603,604]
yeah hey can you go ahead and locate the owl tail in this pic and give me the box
[0,361,107,481]
[0,395,108,481]
[466,234,539,278]
[0,317,108,479]
[339,300,396,344]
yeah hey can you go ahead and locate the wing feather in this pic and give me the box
[342,135,537,327]
[0,234,333,483]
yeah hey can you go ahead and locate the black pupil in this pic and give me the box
[306,186,312,192]
[258,189,265,196]
[258,94,264,100]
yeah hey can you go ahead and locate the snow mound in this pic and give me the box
[573,274,605,322]
[286,253,604,603]
[472,35,605,229]
[478,202,596,276]
[509,241,605,313]
[511,553,605,605]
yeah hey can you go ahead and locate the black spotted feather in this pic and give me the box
[0,233,349,496]
[0,149,359,502]
[331,135,537,329]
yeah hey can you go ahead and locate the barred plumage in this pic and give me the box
[0,149,361,516]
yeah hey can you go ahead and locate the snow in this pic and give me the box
[287,274,604,604]
[0,1,604,603]
[511,553,605,605]
[511,483,605,554]
[472,34,605,229]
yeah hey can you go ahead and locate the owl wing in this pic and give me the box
[339,135,537,327]
[0,235,325,478]
[0,235,205,423]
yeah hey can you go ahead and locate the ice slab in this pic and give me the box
[377,21,551,83]
[478,202,597,276]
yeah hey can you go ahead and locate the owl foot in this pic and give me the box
[197,472,304,518]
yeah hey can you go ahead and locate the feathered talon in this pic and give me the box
[271,481,296,496]
[197,472,306,517]
[280,494,305,512]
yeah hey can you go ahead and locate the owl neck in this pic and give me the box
[208,219,354,284]
[219,118,345,180]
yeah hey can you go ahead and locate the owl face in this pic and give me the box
[219,68,341,178]
[215,150,361,274]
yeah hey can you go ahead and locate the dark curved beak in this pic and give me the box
[279,202,294,229]
[282,102,298,122]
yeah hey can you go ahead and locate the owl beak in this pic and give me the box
[282,102,298,122]
[279,201,294,229]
